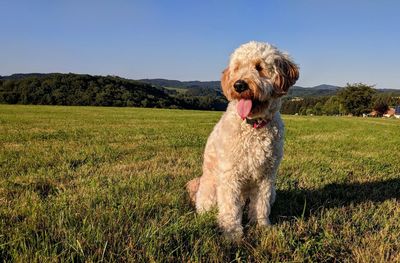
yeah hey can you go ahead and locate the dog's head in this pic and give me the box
[221,41,299,119]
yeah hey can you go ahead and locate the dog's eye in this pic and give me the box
[255,64,263,71]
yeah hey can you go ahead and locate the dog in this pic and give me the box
[186,41,299,239]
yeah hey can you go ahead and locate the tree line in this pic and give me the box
[1,74,398,116]
[281,83,400,116]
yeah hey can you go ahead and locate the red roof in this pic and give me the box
[384,108,395,116]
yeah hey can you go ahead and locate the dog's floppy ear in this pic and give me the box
[221,67,233,100]
[272,56,299,97]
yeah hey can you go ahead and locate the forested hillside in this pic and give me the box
[1,73,399,115]
[0,74,227,110]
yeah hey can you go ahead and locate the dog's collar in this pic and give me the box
[245,118,270,129]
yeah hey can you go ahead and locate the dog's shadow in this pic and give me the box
[270,178,400,222]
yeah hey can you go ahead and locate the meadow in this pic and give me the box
[1,105,399,262]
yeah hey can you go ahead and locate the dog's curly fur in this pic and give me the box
[186,41,299,239]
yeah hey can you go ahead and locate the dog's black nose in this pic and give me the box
[234,80,249,93]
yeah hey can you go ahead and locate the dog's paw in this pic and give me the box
[257,218,271,227]
[221,225,243,242]
[186,177,200,205]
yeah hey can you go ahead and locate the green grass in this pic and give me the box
[1,105,399,262]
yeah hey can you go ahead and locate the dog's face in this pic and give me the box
[221,41,299,119]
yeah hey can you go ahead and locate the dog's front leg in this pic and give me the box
[216,178,243,239]
[248,178,275,226]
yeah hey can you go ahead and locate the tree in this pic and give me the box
[337,83,376,116]
[372,94,390,116]
[299,107,307,115]
[323,96,341,115]
[313,102,323,115]
[373,101,389,116]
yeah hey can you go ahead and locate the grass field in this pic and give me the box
[1,105,399,262]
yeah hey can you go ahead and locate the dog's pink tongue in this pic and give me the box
[237,99,252,119]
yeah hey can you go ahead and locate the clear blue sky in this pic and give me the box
[1,0,399,88]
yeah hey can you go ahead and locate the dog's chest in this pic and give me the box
[224,124,283,180]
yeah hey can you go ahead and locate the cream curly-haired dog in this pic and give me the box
[186,41,299,239]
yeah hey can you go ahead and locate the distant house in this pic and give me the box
[368,110,379,117]
[290,97,304,102]
[383,108,396,118]
[395,106,400,119]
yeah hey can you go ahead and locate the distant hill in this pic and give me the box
[0,73,51,80]
[376,88,400,94]
[139,78,341,97]
[139,79,220,90]
[308,84,340,90]
[288,85,340,97]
